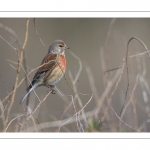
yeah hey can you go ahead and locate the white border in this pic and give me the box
[0,12,150,18]
[0,0,150,12]
[0,133,150,138]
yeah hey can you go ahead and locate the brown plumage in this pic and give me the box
[20,40,69,104]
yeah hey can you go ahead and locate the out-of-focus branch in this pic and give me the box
[67,49,82,84]
[23,94,93,132]
[0,22,22,46]
[119,74,140,130]
[33,18,45,46]
[4,19,30,130]
[26,90,51,121]
[111,107,139,132]
[121,37,150,116]
[1,57,55,105]
[103,18,117,84]
[4,114,24,132]
[94,65,122,118]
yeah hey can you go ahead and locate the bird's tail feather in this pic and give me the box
[20,84,37,104]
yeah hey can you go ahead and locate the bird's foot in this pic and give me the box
[47,85,57,94]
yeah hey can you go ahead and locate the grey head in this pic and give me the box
[48,40,69,55]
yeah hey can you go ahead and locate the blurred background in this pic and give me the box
[0,18,150,132]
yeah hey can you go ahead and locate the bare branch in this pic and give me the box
[4,19,30,128]
[121,37,150,116]
[0,22,22,46]
[33,18,45,46]
[111,107,139,132]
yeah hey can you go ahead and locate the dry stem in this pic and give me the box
[4,19,30,130]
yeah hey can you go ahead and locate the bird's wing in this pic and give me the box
[31,53,58,86]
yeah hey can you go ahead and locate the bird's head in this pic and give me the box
[48,40,69,55]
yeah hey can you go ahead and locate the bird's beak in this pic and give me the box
[65,45,70,50]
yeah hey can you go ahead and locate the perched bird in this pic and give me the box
[20,40,69,104]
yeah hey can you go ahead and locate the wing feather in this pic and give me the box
[27,53,58,90]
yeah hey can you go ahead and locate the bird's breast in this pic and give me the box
[60,55,66,69]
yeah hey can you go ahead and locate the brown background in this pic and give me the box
[0,18,150,132]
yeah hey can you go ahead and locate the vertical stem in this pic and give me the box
[4,19,30,131]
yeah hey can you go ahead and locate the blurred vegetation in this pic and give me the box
[0,18,150,132]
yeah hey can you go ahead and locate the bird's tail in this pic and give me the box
[20,84,37,104]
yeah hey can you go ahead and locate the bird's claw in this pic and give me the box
[47,85,57,94]
[51,89,57,94]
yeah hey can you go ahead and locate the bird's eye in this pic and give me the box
[59,45,63,47]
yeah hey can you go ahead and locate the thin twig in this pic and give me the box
[20,64,41,103]
[111,107,139,132]
[58,93,93,132]
[67,49,82,84]
[56,50,89,96]
[0,74,9,95]
[26,90,51,121]
[1,58,57,105]
[33,116,45,132]
[104,18,117,83]
[4,19,30,128]
[130,50,150,59]
[23,108,98,132]
[6,59,18,65]
[68,71,87,132]
[0,22,22,46]
[85,66,100,103]
[100,62,125,130]
[119,74,140,130]
[120,37,150,116]
[0,35,18,51]
[94,66,122,118]
[4,114,24,132]
[33,18,45,46]
[55,87,80,132]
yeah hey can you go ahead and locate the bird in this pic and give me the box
[20,40,69,104]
